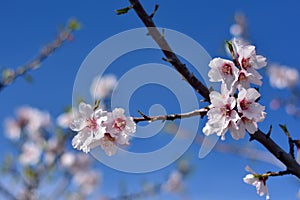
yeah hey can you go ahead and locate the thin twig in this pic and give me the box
[0,182,17,200]
[0,19,79,92]
[133,108,208,123]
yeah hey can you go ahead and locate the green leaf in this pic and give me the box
[115,5,133,15]
[226,40,235,56]
[279,124,291,138]
[68,19,81,30]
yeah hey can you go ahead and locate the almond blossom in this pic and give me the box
[70,102,107,153]
[70,102,136,155]
[233,38,267,84]
[243,166,270,200]
[202,85,240,140]
[237,88,265,121]
[99,108,136,156]
[208,57,239,93]
[103,108,136,145]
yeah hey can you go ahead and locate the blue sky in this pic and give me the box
[1,0,300,199]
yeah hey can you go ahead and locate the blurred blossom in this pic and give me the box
[61,153,91,173]
[18,189,38,200]
[162,171,183,193]
[267,65,299,89]
[57,108,78,128]
[17,106,51,135]
[73,170,100,195]
[19,142,42,166]
[269,99,281,110]
[60,152,76,168]
[4,118,21,140]
[44,137,64,165]
[4,106,51,142]
[90,74,117,99]
[285,103,297,115]
[230,24,243,37]
[4,106,51,143]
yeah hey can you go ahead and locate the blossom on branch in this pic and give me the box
[204,39,266,140]
[70,103,136,155]
[202,85,240,140]
[70,102,107,153]
[243,166,270,200]
[208,58,239,94]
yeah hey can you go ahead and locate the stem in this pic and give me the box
[133,108,208,123]
[0,21,77,92]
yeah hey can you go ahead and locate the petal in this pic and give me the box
[210,91,225,107]
[246,88,261,102]
[79,102,93,118]
[70,117,86,131]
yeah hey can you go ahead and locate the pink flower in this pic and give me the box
[237,88,265,121]
[208,58,239,93]
[103,108,136,145]
[203,85,240,140]
[243,166,270,200]
[70,102,107,153]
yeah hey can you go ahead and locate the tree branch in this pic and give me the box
[128,0,210,102]
[250,129,300,179]
[0,182,17,200]
[127,0,300,180]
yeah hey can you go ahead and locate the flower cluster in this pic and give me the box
[203,38,266,140]
[70,102,136,155]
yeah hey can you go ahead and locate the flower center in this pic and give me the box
[112,118,126,131]
[221,63,233,75]
[238,72,247,82]
[240,99,251,110]
[86,118,98,131]
[241,57,251,69]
